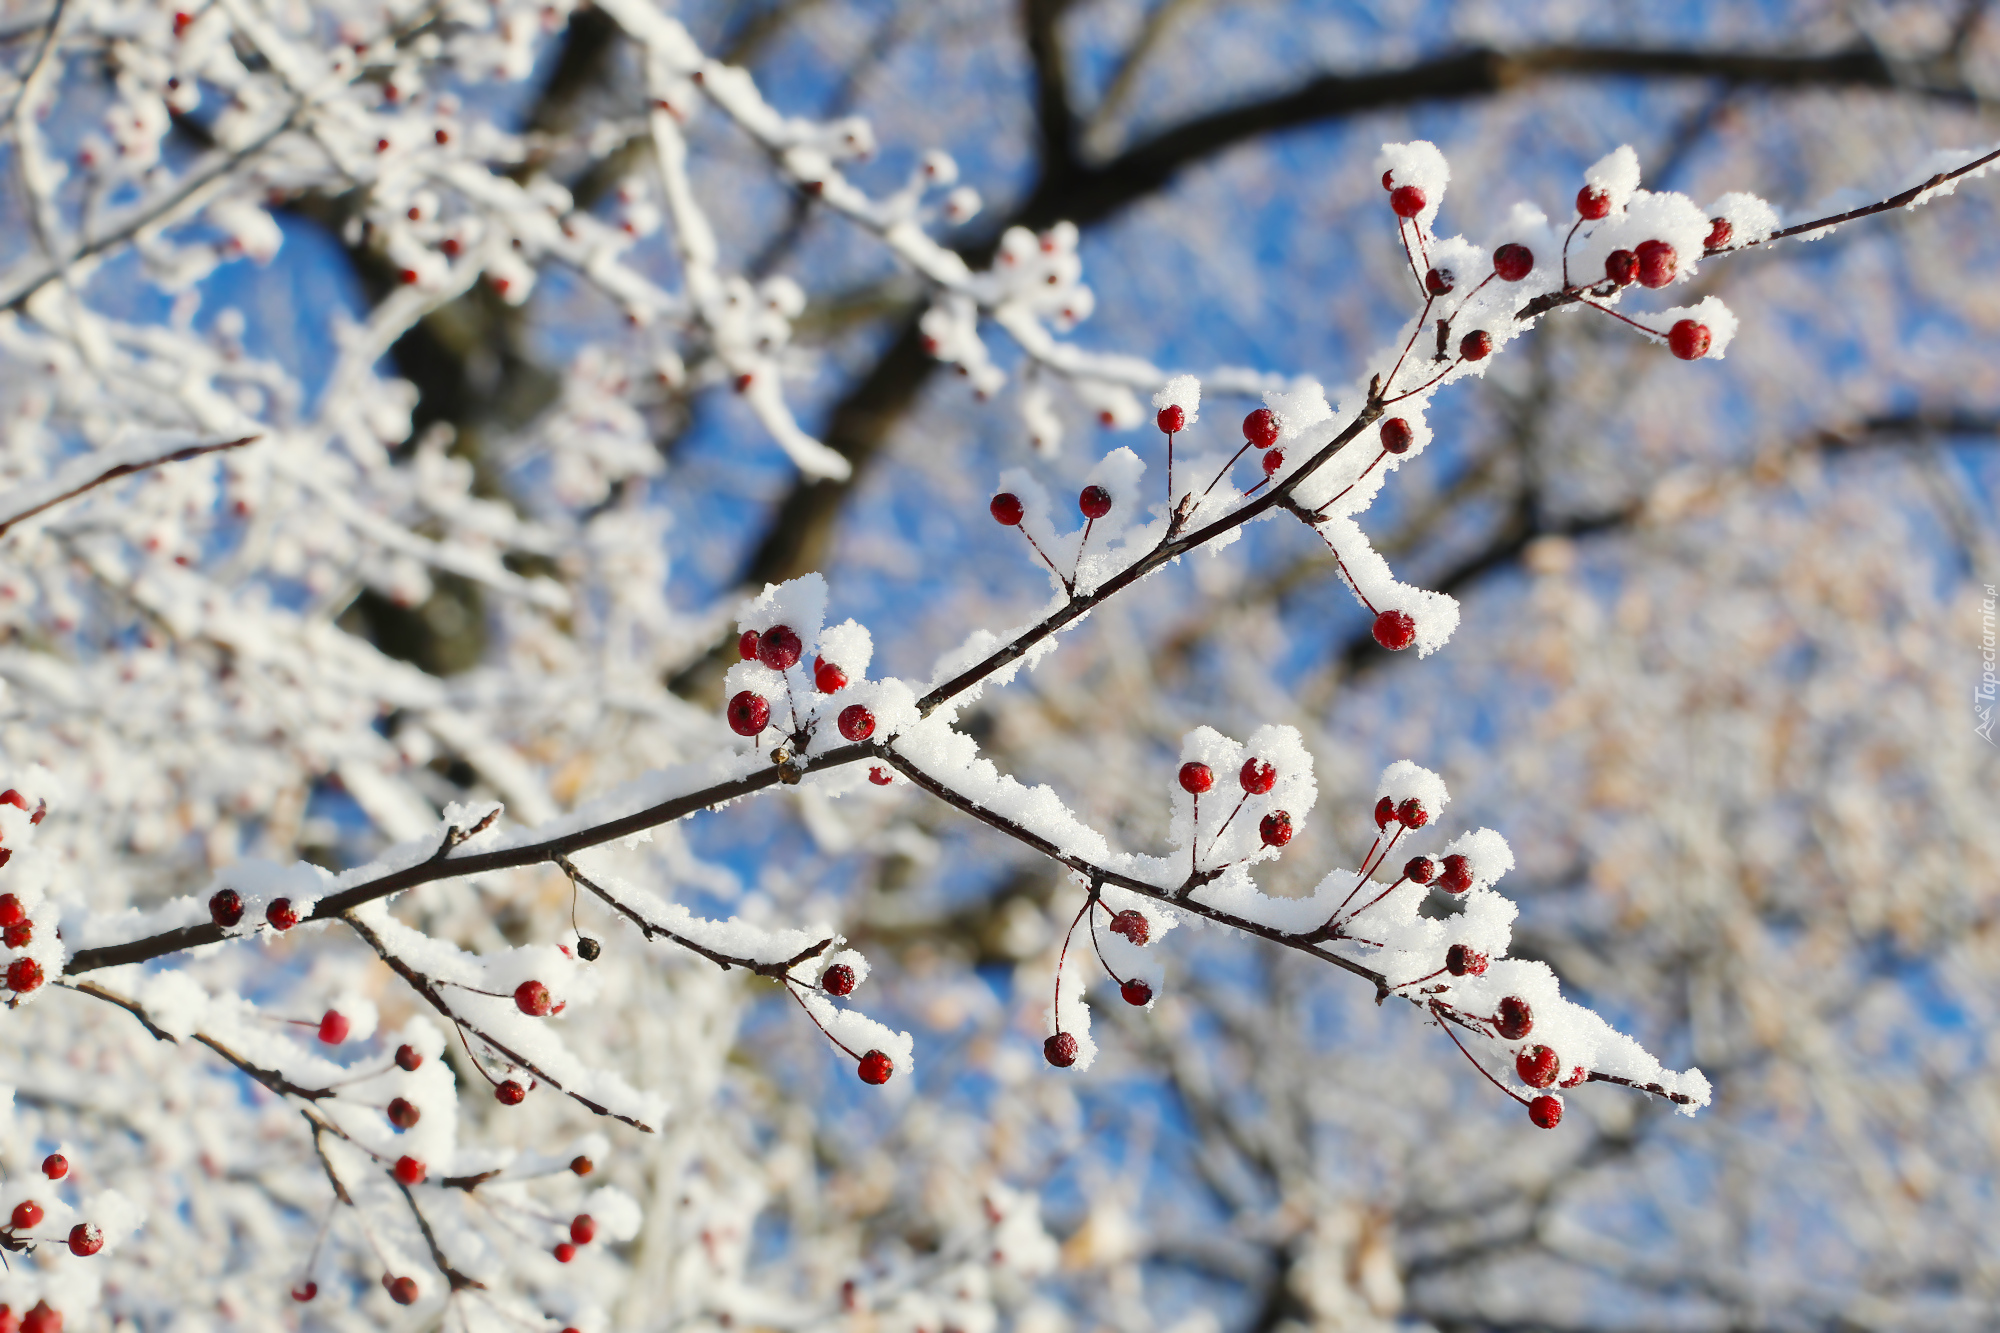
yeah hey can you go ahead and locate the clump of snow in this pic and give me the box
[1150,373,1200,426]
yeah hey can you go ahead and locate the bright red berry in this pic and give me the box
[567,1157,596,1180]
[387,1097,420,1129]
[318,1010,350,1044]
[727,691,770,737]
[396,1044,423,1071]
[1458,330,1492,361]
[1516,1045,1560,1088]
[1380,170,1394,190]
[1242,408,1279,449]
[738,629,761,660]
[1396,797,1428,829]
[1576,186,1611,219]
[67,1223,102,1257]
[570,1215,596,1245]
[733,373,753,394]
[990,493,1025,526]
[515,979,553,1016]
[1261,448,1284,475]
[1079,485,1112,520]
[1239,759,1276,794]
[757,625,803,671]
[1560,1066,1588,1088]
[1372,609,1416,651]
[1404,856,1435,884]
[823,964,856,996]
[1635,238,1676,288]
[4,921,28,949]
[1604,249,1638,285]
[210,888,244,928]
[1437,853,1473,893]
[1705,216,1733,250]
[1108,910,1149,946]
[22,1300,60,1333]
[12,1200,44,1229]
[0,789,26,812]
[1389,185,1426,218]
[1445,944,1487,977]
[1374,797,1396,830]
[1043,1033,1078,1068]
[293,1282,318,1302]
[1424,266,1455,295]
[266,898,298,931]
[388,1275,419,1305]
[1492,243,1533,281]
[393,1155,426,1186]
[7,956,42,993]
[837,704,876,742]
[1156,405,1184,434]
[1496,997,1533,1041]
[42,1153,67,1180]
[1380,418,1413,454]
[858,1050,894,1085]
[1259,811,1293,847]
[1120,979,1153,1006]
[1178,761,1213,794]
[553,1242,577,1263]
[1528,1095,1562,1129]
[868,766,893,785]
[1668,320,1711,360]
[495,1080,526,1105]
[0,893,21,926]
[814,658,848,693]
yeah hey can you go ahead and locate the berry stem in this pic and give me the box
[1579,295,1668,340]
[1383,292,1435,393]
[1084,905,1130,988]
[1204,792,1250,857]
[1431,1000,1531,1107]
[782,979,863,1061]
[1051,885,1096,1040]
[1380,359,1458,407]
[1313,448,1389,517]
[1017,527,1073,594]
[1561,216,1583,288]
[1200,441,1257,498]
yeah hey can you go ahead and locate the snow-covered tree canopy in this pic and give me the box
[2,2,1997,1330]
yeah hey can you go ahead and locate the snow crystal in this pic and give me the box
[1150,373,1200,426]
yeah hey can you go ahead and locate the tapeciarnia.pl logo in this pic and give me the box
[1978,584,1997,744]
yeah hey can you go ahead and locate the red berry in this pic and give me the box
[1424,266,1455,295]
[814,658,848,693]
[388,1275,419,1305]
[265,898,298,931]
[1705,216,1733,250]
[1496,996,1533,1041]
[757,624,803,671]
[1635,238,1676,288]
[1120,979,1153,1006]
[1576,186,1611,219]
[737,629,761,660]
[1560,1066,1588,1089]
[1667,320,1711,361]
[553,1242,577,1263]
[1404,856,1435,884]
[1178,761,1213,794]
[0,789,26,812]
[4,921,28,948]
[434,128,450,145]
[990,493,1025,525]
[1516,1045,1560,1089]
[837,704,876,742]
[733,373,753,393]
[1156,405,1184,434]
[6,956,40,993]
[1379,418,1413,454]
[0,893,21,926]
[1396,797,1428,829]
[67,1223,102,1257]
[0,848,13,868]
[515,979,553,1016]
[1242,408,1279,449]
[318,1010,350,1044]
[388,1097,420,1129]
[1445,944,1487,977]
[293,1282,318,1302]
[1372,610,1416,651]
[42,1153,67,1180]
[1259,811,1293,847]
[1374,797,1396,830]
[1380,170,1394,190]
[727,691,771,737]
[1492,243,1533,281]
[1043,1032,1078,1067]
[1261,448,1284,476]
[868,766,893,785]
[22,1300,60,1333]
[1604,249,1638,285]
[12,1200,43,1229]
[1437,854,1473,893]
[210,889,244,928]
[823,963,856,996]
[396,1044,423,1071]
[1079,485,1112,520]
[1528,1095,1562,1129]
[570,1155,594,1175]
[1458,330,1492,361]
[1239,759,1276,794]
[570,1214,595,1245]
[495,1080,526,1105]
[1389,185,1426,218]
[1108,910,1149,946]
[393,1155,426,1186]
[398,268,419,285]
[858,1050,894,1084]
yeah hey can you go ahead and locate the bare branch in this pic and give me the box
[0,437,257,539]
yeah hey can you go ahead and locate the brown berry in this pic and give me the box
[1043,1032,1078,1067]
[1496,996,1533,1041]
